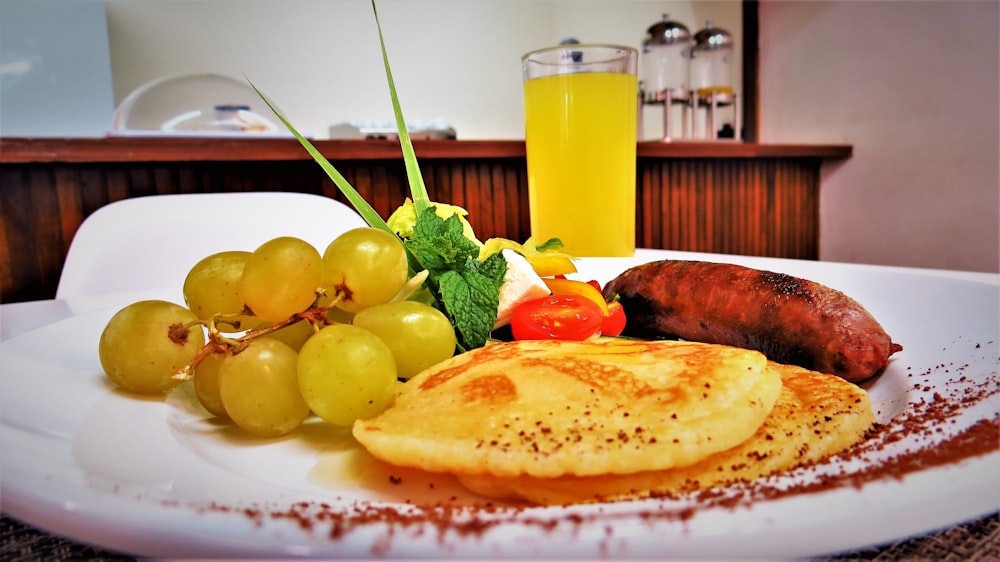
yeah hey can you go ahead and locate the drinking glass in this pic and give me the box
[522,44,638,257]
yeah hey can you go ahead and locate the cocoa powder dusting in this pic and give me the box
[173,356,998,555]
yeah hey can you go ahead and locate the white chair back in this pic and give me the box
[56,192,368,299]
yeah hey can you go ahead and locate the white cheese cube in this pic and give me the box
[493,249,551,329]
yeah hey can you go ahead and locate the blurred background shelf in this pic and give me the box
[0,137,850,303]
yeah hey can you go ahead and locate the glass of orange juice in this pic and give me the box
[522,44,638,257]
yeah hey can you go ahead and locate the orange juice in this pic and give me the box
[524,71,637,256]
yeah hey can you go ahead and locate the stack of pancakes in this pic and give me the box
[353,339,874,505]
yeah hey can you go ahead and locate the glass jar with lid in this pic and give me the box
[688,21,736,105]
[640,14,691,104]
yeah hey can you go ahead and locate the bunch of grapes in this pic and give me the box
[97,227,457,437]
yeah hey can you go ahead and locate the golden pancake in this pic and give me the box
[458,362,875,504]
[352,339,780,478]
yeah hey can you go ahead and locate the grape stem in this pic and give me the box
[171,290,343,381]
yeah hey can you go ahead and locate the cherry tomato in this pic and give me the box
[511,294,604,341]
[601,301,627,337]
[543,278,610,316]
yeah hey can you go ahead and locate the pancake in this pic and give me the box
[352,339,780,478]
[458,362,875,504]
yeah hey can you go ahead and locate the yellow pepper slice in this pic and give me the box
[543,278,609,316]
[526,254,578,277]
[480,237,577,277]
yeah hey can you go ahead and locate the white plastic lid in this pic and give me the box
[109,73,290,137]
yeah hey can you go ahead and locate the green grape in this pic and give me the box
[264,318,316,352]
[322,227,408,313]
[183,250,262,331]
[352,301,457,379]
[324,305,355,325]
[315,293,355,324]
[98,300,206,394]
[217,337,309,437]
[193,351,228,419]
[240,236,322,322]
[297,324,397,426]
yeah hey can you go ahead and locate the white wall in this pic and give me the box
[103,0,740,140]
[758,0,999,273]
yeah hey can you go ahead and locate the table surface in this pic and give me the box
[2,250,997,559]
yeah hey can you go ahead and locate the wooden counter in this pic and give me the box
[1,137,851,162]
[0,137,851,303]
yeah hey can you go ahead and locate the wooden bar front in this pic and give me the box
[0,138,851,303]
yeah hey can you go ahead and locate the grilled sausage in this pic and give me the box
[603,260,902,382]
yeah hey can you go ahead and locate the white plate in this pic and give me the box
[2,254,998,559]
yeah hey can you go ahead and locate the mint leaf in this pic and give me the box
[407,208,480,272]
[469,250,507,281]
[437,267,502,350]
[403,207,506,350]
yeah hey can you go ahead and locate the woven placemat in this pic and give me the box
[826,512,999,561]
[3,511,998,560]
[1,514,131,562]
